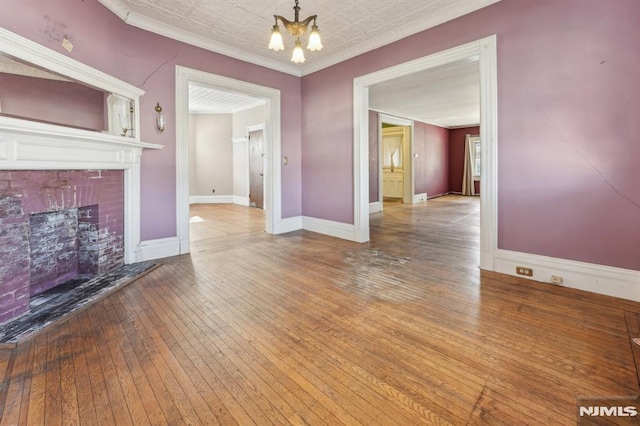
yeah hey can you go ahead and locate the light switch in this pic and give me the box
[282,156,288,165]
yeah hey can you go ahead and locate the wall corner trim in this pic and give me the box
[233,196,250,206]
[273,216,303,234]
[137,237,181,261]
[302,216,356,241]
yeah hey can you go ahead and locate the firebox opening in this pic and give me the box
[28,204,100,297]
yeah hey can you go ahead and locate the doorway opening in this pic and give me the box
[248,126,266,209]
[353,36,497,270]
[378,114,414,210]
[175,67,282,255]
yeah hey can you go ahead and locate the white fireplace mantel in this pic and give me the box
[0,116,163,265]
[0,116,162,168]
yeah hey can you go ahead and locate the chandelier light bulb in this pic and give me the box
[291,39,305,63]
[269,25,285,51]
[307,24,322,51]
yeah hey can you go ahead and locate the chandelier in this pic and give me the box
[268,0,323,64]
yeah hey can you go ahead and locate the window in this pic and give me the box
[470,136,481,180]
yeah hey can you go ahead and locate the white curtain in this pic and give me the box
[462,134,475,196]
[383,134,403,171]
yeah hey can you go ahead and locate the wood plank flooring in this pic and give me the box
[1,195,639,425]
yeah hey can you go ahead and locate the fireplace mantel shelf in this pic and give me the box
[0,116,163,151]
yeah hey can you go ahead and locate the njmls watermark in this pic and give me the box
[577,396,640,425]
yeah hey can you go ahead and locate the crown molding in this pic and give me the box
[98,0,499,77]
[98,0,131,21]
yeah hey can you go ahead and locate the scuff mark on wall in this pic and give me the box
[41,15,69,44]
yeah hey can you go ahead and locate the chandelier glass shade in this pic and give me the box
[268,0,322,63]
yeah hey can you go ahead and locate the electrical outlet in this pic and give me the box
[516,266,533,277]
[551,275,563,285]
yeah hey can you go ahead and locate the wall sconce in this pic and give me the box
[155,102,165,132]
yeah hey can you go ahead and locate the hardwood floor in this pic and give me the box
[1,196,639,425]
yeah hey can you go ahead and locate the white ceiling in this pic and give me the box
[189,83,264,114]
[97,0,486,126]
[190,57,480,126]
[369,57,480,128]
[98,0,500,76]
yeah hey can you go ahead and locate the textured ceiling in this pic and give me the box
[369,57,480,128]
[98,0,500,76]
[188,59,480,126]
[189,83,264,114]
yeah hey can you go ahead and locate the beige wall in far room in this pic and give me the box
[189,113,233,196]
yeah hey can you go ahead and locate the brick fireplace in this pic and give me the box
[0,170,125,323]
[0,119,162,325]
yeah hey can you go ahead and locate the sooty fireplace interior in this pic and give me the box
[0,170,124,323]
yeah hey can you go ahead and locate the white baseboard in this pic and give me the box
[369,201,382,213]
[493,249,640,302]
[190,195,250,206]
[273,216,302,234]
[233,196,250,206]
[413,193,427,203]
[302,216,356,241]
[136,237,181,261]
[189,195,233,204]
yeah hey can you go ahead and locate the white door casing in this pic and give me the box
[175,67,282,254]
[354,36,498,270]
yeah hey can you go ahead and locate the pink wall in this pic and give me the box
[1,0,302,240]
[302,0,640,271]
[415,121,449,198]
[301,77,353,222]
[449,126,480,194]
[0,73,105,131]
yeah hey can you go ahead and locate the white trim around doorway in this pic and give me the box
[175,67,282,255]
[353,35,498,268]
[377,113,415,209]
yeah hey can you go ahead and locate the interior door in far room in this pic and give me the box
[249,129,264,209]
[382,126,408,200]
